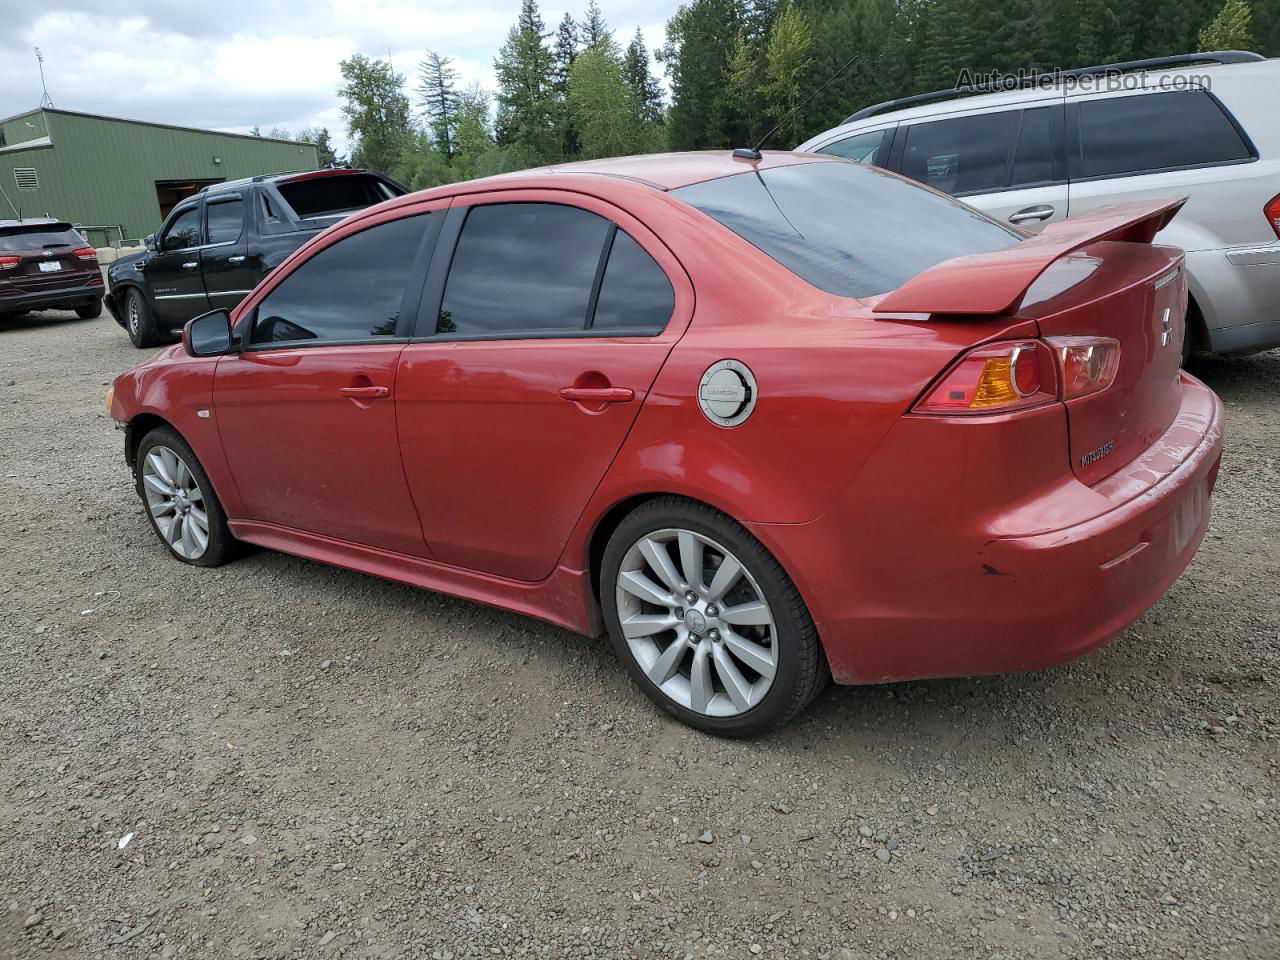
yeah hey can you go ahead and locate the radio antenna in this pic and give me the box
[733,53,862,161]
[35,47,55,108]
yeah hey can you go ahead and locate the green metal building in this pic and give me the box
[0,108,320,248]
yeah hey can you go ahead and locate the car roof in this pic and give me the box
[202,168,375,197]
[534,151,841,190]
[0,218,70,231]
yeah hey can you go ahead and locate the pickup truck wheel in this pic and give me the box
[76,299,103,320]
[125,288,162,348]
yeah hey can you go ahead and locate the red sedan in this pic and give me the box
[107,152,1223,736]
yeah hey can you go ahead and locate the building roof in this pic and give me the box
[0,107,314,147]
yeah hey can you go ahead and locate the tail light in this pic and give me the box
[914,336,1119,415]
[913,340,1057,415]
[1266,193,1280,240]
[0,256,19,271]
[74,247,98,261]
[1046,336,1121,400]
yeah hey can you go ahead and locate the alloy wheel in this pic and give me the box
[615,528,777,717]
[127,293,140,337]
[141,445,209,559]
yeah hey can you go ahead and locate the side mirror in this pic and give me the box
[144,233,157,252]
[183,309,234,357]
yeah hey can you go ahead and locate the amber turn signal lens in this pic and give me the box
[914,340,1056,415]
[104,386,114,416]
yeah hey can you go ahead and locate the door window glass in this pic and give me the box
[161,207,202,250]
[817,129,890,165]
[436,203,610,336]
[1010,108,1055,187]
[591,230,674,334]
[206,198,244,244]
[1075,91,1252,179]
[251,214,429,344]
[901,111,1020,195]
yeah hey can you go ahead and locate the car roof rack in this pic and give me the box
[842,50,1265,123]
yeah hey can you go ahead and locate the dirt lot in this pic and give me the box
[0,305,1276,960]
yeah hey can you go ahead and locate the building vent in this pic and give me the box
[14,167,38,191]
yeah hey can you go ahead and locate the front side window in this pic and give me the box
[674,162,1020,300]
[901,111,1020,196]
[206,198,244,244]
[437,203,611,337]
[251,214,429,344]
[817,129,890,165]
[161,207,202,251]
[1075,91,1253,180]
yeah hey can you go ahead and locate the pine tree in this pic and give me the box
[416,51,460,160]
[493,0,559,162]
[581,0,613,52]
[760,3,814,146]
[297,126,339,166]
[568,45,649,158]
[1199,0,1254,49]
[622,28,665,125]
[553,13,580,94]
[338,54,412,174]
[1077,0,1133,64]
[660,0,750,150]
[724,29,764,143]
[453,85,497,180]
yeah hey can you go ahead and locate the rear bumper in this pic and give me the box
[751,373,1224,685]
[0,281,103,313]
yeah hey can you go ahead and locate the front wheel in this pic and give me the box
[136,426,235,567]
[125,288,162,347]
[601,497,827,737]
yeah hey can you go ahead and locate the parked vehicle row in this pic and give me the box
[109,151,1223,736]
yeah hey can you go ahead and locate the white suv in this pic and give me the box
[797,52,1280,357]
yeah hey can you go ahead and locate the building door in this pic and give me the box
[155,179,222,220]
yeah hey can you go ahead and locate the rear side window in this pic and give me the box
[1075,91,1253,179]
[901,111,1020,195]
[205,198,244,244]
[437,203,611,337]
[817,129,890,165]
[251,214,429,344]
[591,230,674,334]
[675,162,1019,300]
[1010,108,1055,187]
[276,174,399,220]
[0,224,83,251]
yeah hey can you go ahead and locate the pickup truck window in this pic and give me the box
[276,174,396,220]
[206,198,244,245]
[161,207,202,251]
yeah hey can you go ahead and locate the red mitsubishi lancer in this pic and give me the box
[107,152,1223,736]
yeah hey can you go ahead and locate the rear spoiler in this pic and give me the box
[873,196,1187,316]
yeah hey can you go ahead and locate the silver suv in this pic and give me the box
[797,52,1280,357]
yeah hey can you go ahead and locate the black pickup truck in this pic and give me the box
[106,168,407,347]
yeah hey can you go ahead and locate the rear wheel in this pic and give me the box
[136,426,235,567]
[601,497,826,737]
[76,299,103,320]
[125,288,162,347]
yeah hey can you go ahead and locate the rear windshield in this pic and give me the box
[275,174,401,220]
[673,161,1020,299]
[0,223,84,252]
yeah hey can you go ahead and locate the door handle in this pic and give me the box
[559,386,634,404]
[1009,204,1055,224]
[338,385,390,399]
[181,261,199,269]
[228,255,246,263]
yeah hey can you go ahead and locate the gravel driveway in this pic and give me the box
[1,306,1276,960]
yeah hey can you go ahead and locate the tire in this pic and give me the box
[76,298,103,320]
[135,426,235,567]
[601,497,827,737]
[125,287,162,347]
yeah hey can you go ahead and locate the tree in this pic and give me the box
[553,13,580,93]
[494,0,559,162]
[622,28,665,125]
[660,0,750,150]
[396,128,457,190]
[1199,0,1254,49]
[568,45,650,158]
[297,126,339,166]
[453,84,497,180]
[759,3,814,146]
[416,50,460,159]
[581,0,612,51]
[339,54,412,174]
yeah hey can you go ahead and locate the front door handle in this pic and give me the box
[559,386,634,404]
[228,255,246,263]
[338,385,390,399]
[1009,204,1055,224]
[182,261,199,270]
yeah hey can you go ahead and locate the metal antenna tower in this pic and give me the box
[35,47,55,108]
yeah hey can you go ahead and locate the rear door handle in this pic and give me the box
[559,386,634,403]
[228,255,246,263]
[181,261,199,270]
[338,385,390,399]
[1009,204,1055,224]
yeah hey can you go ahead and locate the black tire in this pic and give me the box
[76,298,103,320]
[135,426,235,567]
[601,496,827,737]
[125,287,162,347]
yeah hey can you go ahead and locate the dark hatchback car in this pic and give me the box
[0,220,103,320]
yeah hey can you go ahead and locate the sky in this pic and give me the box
[0,0,677,153]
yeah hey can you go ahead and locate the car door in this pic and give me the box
[200,193,258,311]
[395,193,692,582]
[146,202,209,326]
[213,207,443,557]
[892,104,1069,233]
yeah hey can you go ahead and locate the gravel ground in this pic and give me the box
[1,305,1276,960]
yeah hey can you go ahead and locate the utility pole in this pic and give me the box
[35,47,54,108]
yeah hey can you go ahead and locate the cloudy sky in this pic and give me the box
[0,1,677,152]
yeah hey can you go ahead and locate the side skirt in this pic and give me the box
[228,520,602,637]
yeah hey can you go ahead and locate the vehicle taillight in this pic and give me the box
[913,340,1058,415]
[74,247,98,261]
[1047,336,1121,401]
[0,256,19,271]
[1266,193,1280,240]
